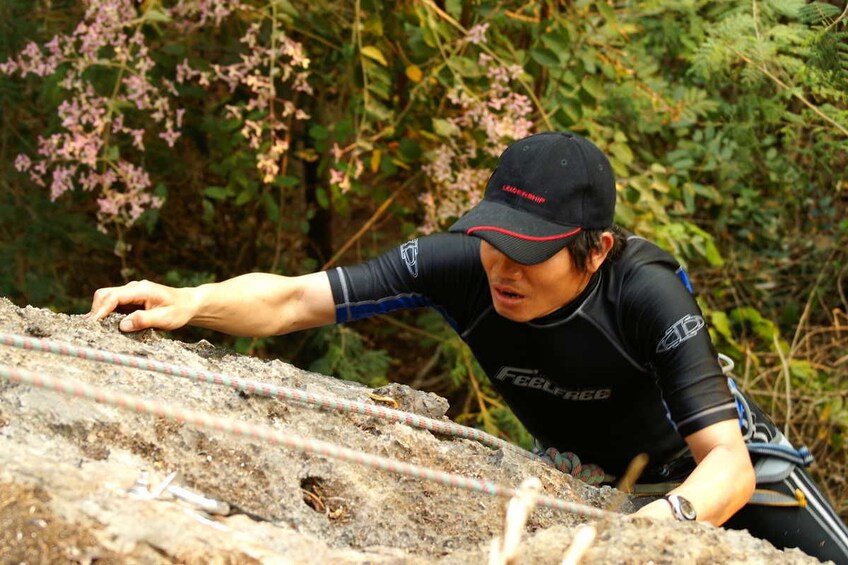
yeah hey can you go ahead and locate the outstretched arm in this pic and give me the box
[87,272,336,337]
[634,419,755,525]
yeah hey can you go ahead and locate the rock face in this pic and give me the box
[0,298,821,564]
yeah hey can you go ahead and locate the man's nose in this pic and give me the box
[491,248,522,277]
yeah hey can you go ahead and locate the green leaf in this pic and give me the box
[201,199,214,223]
[277,175,300,188]
[361,45,389,66]
[531,47,561,67]
[309,125,329,141]
[203,186,230,201]
[557,95,583,123]
[451,56,481,78]
[609,142,634,166]
[445,0,463,19]
[731,307,777,341]
[540,30,571,53]
[235,187,255,206]
[580,76,605,101]
[316,187,329,209]
[271,0,298,17]
[161,43,186,56]
[799,2,841,24]
[399,138,422,160]
[142,7,172,24]
[789,359,819,383]
[432,118,460,138]
[596,2,619,27]
[710,311,733,341]
[682,183,695,213]
[380,156,398,175]
[262,192,279,223]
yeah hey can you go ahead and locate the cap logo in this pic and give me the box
[501,184,545,204]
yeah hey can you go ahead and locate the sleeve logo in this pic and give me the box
[656,314,705,353]
[400,239,419,278]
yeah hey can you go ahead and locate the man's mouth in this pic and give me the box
[494,286,525,301]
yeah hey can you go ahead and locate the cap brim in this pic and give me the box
[449,201,581,265]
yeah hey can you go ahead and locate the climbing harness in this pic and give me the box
[726,375,815,508]
[626,353,816,508]
[0,361,612,519]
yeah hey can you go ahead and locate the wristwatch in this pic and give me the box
[664,494,697,521]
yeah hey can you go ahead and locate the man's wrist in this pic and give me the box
[664,494,697,521]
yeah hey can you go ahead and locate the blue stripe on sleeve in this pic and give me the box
[675,267,694,294]
[336,293,433,323]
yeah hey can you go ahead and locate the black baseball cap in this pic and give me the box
[449,131,616,265]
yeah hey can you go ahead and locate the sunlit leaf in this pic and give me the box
[361,45,388,66]
[405,65,423,83]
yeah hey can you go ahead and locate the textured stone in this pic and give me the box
[0,298,820,564]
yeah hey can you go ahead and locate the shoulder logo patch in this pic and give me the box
[656,314,705,353]
[400,239,419,278]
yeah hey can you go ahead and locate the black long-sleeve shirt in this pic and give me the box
[326,233,737,477]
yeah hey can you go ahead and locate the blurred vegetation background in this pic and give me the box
[1,0,846,518]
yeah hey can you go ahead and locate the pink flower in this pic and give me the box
[50,165,78,200]
[329,168,345,186]
[465,23,489,45]
[159,127,180,148]
[14,154,32,172]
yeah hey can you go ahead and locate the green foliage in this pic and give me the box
[307,326,391,388]
[2,0,847,514]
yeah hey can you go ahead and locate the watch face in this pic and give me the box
[678,496,697,520]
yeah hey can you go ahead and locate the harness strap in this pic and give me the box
[747,443,814,467]
[749,488,808,508]
[630,483,808,507]
[627,482,683,496]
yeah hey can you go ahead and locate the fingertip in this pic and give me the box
[88,308,107,322]
[119,316,136,332]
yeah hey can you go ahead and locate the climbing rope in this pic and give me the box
[0,362,613,520]
[533,440,607,486]
[0,332,536,462]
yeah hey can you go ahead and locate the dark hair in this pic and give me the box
[564,224,627,274]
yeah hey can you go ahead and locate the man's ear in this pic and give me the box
[587,232,615,273]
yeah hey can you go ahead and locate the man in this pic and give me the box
[88,132,848,562]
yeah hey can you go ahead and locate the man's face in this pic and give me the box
[479,240,592,323]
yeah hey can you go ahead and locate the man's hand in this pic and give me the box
[86,272,336,337]
[86,280,196,332]
[633,497,676,521]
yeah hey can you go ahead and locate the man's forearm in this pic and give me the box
[635,420,755,525]
[190,272,335,337]
[669,442,755,525]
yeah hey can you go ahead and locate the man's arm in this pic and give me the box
[635,419,755,525]
[87,272,336,337]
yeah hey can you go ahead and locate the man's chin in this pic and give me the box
[491,302,534,323]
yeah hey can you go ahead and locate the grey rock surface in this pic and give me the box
[0,298,821,563]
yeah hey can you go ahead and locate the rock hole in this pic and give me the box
[301,476,326,513]
[300,476,350,522]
